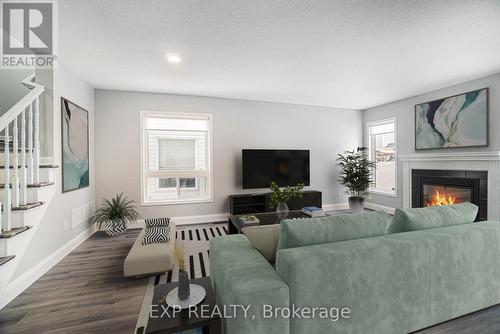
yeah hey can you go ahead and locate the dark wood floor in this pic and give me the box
[1,228,500,334]
[414,304,500,334]
[0,229,147,334]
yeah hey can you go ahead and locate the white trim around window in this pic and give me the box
[366,117,398,197]
[140,111,214,206]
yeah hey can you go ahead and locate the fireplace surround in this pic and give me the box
[400,151,500,221]
[412,169,487,221]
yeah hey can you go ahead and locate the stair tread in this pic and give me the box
[0,226,31,238]
[0,148,31,152]
[0,182,55,188]
[0,255,15,266]
[11,201,44,211]
[28,182,54,188]
[0,165,59,169]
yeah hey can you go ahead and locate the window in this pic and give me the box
[141,112,212,205]
[367,118,397,196]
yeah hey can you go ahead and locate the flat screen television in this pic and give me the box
[242,149,310,189]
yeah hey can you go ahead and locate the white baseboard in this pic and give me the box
[323,203,349,211]
[131,204,356,229]
[364,202,396,214]
[0,225,96,310]
[129,213,230,229]
[130,204,355,230]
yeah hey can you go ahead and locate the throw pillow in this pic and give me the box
[145,217,170,228]
[142,226,170,245]
[387,202,478,234]
[277,210,392,251]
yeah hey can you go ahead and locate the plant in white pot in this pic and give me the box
[337,147,376,213]
[90,193,140,236]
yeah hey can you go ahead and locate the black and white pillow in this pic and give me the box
[142,226,170,245]
[145,217,170,228]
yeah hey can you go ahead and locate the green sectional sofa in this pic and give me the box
[209,203,500,334]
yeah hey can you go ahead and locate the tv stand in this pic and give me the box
[229,190,322,215]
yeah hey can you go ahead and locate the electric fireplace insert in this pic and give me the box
[412,169,487,221]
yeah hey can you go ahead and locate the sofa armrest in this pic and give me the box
[209,235,289,334]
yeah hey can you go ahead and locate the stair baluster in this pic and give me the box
[27,103,33,185]
[34,96,40,185]
[12,117,19,207]
[20,109,27,205]
[3,126,11,232]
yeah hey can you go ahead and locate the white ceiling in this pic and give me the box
[59,0,500,110]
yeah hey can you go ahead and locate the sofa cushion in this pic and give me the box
[242,224,281,261]
[277,210,391,251]
[387,202,478,234]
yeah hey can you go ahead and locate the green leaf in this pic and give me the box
[336,147,376,197]
[269,182,304,209]
[90,193,140,227]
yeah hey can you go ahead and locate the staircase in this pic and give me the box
[0,74,58,309]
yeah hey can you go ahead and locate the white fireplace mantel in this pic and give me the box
[399,151,500,162]
[399,151,500,220]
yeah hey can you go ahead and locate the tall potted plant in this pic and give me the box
[337,147,376,213]
[90,193,140,236]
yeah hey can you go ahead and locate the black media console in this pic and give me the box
[229,190,322,215]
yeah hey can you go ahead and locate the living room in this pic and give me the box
[0,1,500,333]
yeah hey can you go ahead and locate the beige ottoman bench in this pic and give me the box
[124,221,176,277]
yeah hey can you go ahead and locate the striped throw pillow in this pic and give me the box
[142,226,170,245]
[145,217,170,228]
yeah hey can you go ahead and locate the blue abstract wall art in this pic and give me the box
[61,97,89,192]
[415,88,488,150]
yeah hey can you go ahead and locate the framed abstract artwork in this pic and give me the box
[415,88,488,150]
[61,97,89,193]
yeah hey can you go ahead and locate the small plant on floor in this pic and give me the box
[337,147,376,212]
[175,241,190,300]
[90,193,140,237]
[269,181,304,218]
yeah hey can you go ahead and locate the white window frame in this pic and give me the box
[366,117,398,197]
[140,111,213,206]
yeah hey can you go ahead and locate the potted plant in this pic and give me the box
[90,193,140,236]
[269,181,304,219]
[337,147,376,213]
[175,241,190,300]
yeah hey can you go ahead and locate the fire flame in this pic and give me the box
[426,189,457,207]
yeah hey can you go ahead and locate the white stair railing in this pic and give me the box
[20,109,27,206]
[3,126,11,231]
[34,97,40,185]
[12,117,19,207]
[0,74,44,233]
[27,103,34,185]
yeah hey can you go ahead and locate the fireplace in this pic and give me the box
[412,169,487,221]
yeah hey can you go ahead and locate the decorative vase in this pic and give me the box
[349,196,364,213]
[178,271,190,300]
[104,219,127,237]
[276,202,289,219]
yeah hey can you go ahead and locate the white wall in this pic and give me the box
[0,69,33,115]
[14,62,95,274]
[0,31,34,115]
[363,72,500,209]
[95,90,362,220]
